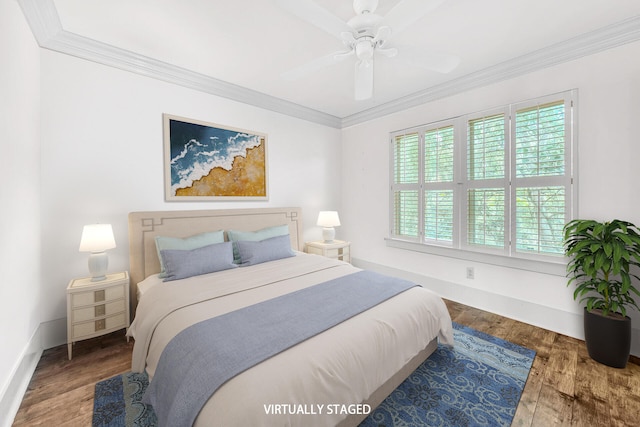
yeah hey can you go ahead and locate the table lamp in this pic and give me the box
[79,224,116,281]
[317,211,341,243]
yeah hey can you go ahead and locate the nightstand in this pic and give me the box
[66,271,130,360]
[305,240,351,263]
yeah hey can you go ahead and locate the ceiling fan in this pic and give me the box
[276,0,460,100]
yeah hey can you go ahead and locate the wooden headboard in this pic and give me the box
[128,207,303,308]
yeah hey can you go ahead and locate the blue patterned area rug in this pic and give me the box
[360,323,535,426]
[93,323,535,427]
[92,371,155,427]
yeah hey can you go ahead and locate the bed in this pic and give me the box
[127,207,453,427]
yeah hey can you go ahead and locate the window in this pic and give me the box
[392,132,420,238]
[389,91,576,263]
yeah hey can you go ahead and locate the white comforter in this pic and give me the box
[128,253,453,427]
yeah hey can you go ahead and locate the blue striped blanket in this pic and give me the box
[142,270,418,427]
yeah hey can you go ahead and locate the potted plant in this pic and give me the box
[563,219,640,368]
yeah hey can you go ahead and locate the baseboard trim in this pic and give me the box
[0,328,43,427]
[0,317,66,427]
[39,317,67,350]
[352,257,640,358]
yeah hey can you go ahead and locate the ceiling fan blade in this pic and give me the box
[395,46,460,73]
[275,0,351,39]
[383,0,446,35]
[281,50,353,81]
[373,26,392,45]
[340,31,357,48]
[377,47,398,58]
[354,60,374,100]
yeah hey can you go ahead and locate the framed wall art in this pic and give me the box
[163,114,268,201]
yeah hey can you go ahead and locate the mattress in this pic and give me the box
[127,253,453,426]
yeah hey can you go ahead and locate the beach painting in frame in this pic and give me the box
[163,114,268,201]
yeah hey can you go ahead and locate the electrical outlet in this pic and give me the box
[466,267,474,279]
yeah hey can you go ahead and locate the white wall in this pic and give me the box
[2,12,341,421]
[5,7,640,423]
[38,50,342,326]
[341,40,640,356]
[0,0,42,422]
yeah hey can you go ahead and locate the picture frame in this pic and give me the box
[163,114,268,201]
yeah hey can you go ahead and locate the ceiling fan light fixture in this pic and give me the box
[355,40,374,61]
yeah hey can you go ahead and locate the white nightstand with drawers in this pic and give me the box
[66,271,130,360]
[305,240,351,263]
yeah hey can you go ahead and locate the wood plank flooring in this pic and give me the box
[12,300,640,426]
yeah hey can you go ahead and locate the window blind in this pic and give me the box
[394,133,419,185]
[468,114,505,181]
[467,188,505,247]
[389,90,576,262]
[424,190,454,242]
[392,132,420,238]
[424,126,454,183]
[515,101,565,178]
[393,190,419,237]
[515,186,565,255]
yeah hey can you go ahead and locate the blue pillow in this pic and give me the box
[161,241,236,282]
[235,234,295,266]
[155,231,225,277]
[227,224,290,263]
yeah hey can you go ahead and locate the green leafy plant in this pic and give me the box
[563,219,640,317]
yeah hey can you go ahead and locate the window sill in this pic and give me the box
[385,238,567,276]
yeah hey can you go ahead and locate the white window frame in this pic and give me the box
[422,120,458,247]
[460,107,510,257]
[388,90,578,275]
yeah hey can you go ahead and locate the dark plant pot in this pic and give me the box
[583,307,631,369]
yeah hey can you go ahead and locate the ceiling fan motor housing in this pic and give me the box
[349,0,383,37]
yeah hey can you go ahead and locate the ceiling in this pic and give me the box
[19,0,640,127]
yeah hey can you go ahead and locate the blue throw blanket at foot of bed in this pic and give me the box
[144,270,418,427]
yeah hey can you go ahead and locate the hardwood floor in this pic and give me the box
[12,332,134,427]
[11,300,640,426]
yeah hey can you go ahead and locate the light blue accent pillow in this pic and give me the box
[236,234,295,266]
[227,224,290,263]
[155,231,225,278]
[161,241,236,282]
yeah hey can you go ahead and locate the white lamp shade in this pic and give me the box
[317,211,340,243]
[79,224,116,253]
[317,211,341,227]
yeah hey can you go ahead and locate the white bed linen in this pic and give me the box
[136,273,160,301]
[128,253,453,427]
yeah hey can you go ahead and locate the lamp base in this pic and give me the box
[87,252,108,282]
[322,227,336,243]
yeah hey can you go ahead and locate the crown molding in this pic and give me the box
[17,0,62,41]
[341,14,640,128]
[17,0,640,130]
[17,0,342,129]
[50,31,343,128]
